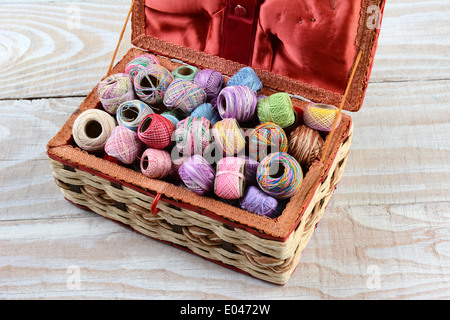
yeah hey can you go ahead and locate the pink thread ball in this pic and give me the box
[97,73,136,114]
[214,156,246,200]
[140,148,172,179]
[125,54,160,78]
[105,125,143,164]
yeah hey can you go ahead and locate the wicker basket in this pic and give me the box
[47,0,384,285]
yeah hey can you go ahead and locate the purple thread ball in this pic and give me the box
[240,186,278,217]
[194,69,225,100]
[179,155,215,195]
[242,156,259,185]
[216,85,257,123]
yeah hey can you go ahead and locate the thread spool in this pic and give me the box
[191,103,221,126]
[179,155,215,195]
[116,100,153,131]
[257,152,303,199]
[248,122,289,162]
[194,68,225,100]
[288,124,324,169]
[163,79,207,115]
[72,109,116,152]
[211,118,246,156]
[125,54,160,78]
[137,113,174,150]
[161,110,180,127]
[240,185,278,217]
[216,85,257,123]
[172,65,198,81]
[227,67,263,93]
[104,125,143,164]
[174,116,211,156]
[140,148,172,179]
[214,157,246,200]
[97,73,136,114]
[134,64,173,104]
[303,103,341,132]
[257,93,296,129]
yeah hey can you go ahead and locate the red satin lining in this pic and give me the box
[220,0,262,66]
[143,0,362,94]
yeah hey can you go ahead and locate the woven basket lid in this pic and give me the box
[130,0,385,112]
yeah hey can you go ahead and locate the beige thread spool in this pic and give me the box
[72,109,116,152]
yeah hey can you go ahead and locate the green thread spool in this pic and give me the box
[172,65,199,82]
[257,93,296,129]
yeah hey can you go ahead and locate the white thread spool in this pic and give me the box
[72,109,116,152]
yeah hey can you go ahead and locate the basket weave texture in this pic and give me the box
[48,124,352,284]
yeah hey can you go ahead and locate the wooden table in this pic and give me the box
[1,0,449,300]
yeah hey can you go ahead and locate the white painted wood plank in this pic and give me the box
[0,1,133,99]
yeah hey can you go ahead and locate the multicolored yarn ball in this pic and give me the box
[72,109,116,152]
[257,152,303,199]
[134,64,173,104]
[116,100,153,131]
[161,110,180,127]
[97,73,136,114]
[194,68,225,100]
[303,103,341,132]
[140,148,172,179]
[191,103,221,126]
[179,155,216,195]
[104,125,143,165]
[163,79,207,115]
[174,116,211,156]
[211,118,246,156]
[248,122,289,162]
[172,65,198,81]
[216,85,257,123]
[227,67,263,93]
[240,185,278,217]
[257,93,296,129]
[288,124,324,169]
[137,113,174,150]
[214,157,246,200]
[125,54,160,78]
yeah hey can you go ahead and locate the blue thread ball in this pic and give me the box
[191,103,221,126]
[227,67,263,93]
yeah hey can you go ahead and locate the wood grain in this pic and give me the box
[0,1,133,100]
[0,0,449,299]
